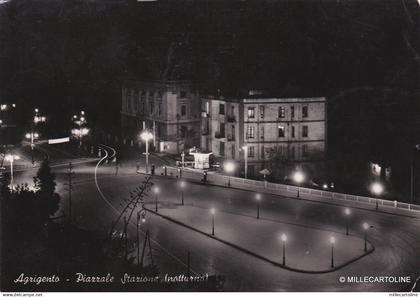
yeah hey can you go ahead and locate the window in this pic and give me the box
[246,126,255,139]
[149,91,154,98]
[219,142,225,156]
[133,89,139,111]
[291,106,295,119]
[126,89,132,111]
[205,102,210,114]
[219,104,225,115]
[291,146,295,159]
[302,125,308,137]
[278,106,285,118]
[231,145,235,159]
[180,91,187,98]
[248,146,255,158]
[220,123,225,137]
[181,105,187,117]
[261,145,265,159]
[158,103,162,116]
[302,144,308,157]
[278,125,285,137]
[302,106,308,118]
[150,101,154,114]
[260,105,265,118]
[134,98,139,111]
[291,126,295,138]
[141,91,146,111]
[260,126,264,139]
[248,107,255,119]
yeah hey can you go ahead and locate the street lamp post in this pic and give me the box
[330,236,335,268]
[363,222,369,252]
[26,132,39,165]
[344,208,351,235]
[256,193,261,219]
[154,187,159,212]
[242,145,248,179]
[281,233,287,266]
[72,111,87,148]
[180,180,185,205]
[371,182,384,211]
[5,154,20,189]
[210,208,216,235]
[140,131,153,174]
[293,171,304,198]
[224,161,235,187]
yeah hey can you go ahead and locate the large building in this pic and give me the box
[121,80,201,153]
[201,94,327,180]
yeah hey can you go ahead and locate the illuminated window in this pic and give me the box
[278,126,285,137]
[278,107,285,118]
[246,126,255,139]
[248,107,255,118]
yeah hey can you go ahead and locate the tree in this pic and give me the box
[33,160,60,218]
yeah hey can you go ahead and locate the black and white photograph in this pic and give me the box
[0,0,419,294]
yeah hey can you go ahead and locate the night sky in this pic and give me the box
[0,0,419,195]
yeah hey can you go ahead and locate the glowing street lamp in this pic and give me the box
[5,153,20,189]
[281,233,287,266]
[371,182,384,211]
[140,130,153,174]
[344,208,351,235]
[25,132,39,165]
[242,145,248,179]
[293,171,305,198]
[33,108,46,124]
[210,208,216,235]
[330,236,336,268]
[255,193,261,219]
[179,180,186,205]
[224,161,235,187]
[153,186,159,212]
[72,111,88,148]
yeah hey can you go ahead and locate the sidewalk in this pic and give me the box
[153,166,420,218]
[147,203,371,273]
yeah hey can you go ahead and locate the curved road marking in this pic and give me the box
[94,145,198,275]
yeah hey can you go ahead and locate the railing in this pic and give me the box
[214,132,225,139]
[159,166,420,214]
[227,115,236,122]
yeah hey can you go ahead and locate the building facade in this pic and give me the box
[201,95,327,180]
[121,80,201,153]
